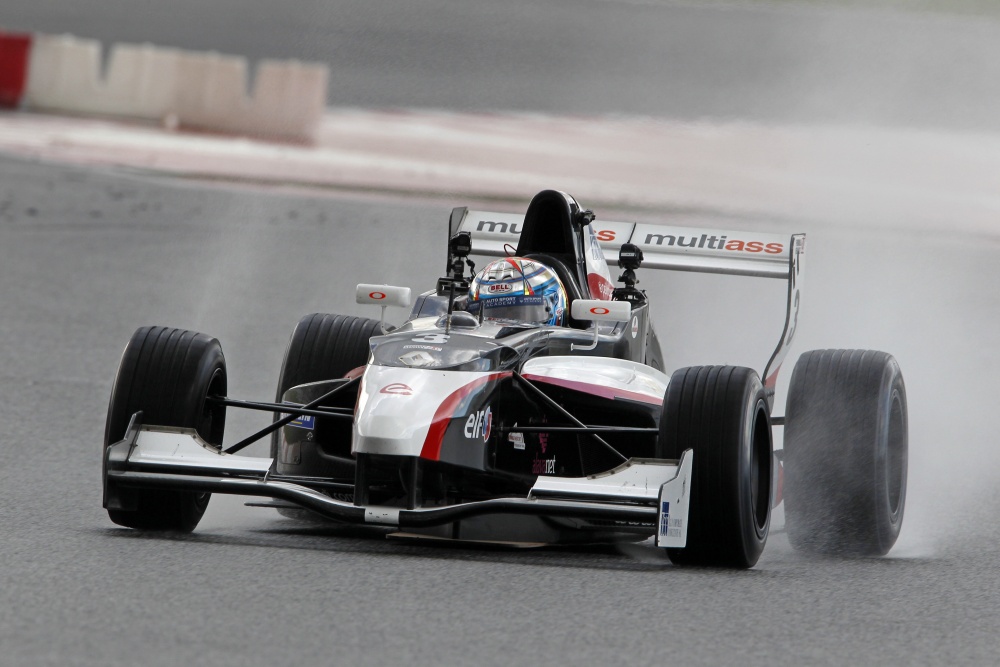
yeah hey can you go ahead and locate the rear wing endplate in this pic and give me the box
[448,207,805,405]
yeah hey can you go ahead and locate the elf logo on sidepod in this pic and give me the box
[465,406,492,441]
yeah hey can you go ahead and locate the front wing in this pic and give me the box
[104,415,692,547]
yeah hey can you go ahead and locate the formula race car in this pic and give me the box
[102,190,908,568]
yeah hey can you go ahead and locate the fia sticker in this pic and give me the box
[660,500,684,538]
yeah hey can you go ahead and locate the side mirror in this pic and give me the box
[570,299,631,351]
[356,284,412,333]
[571,299,630,323]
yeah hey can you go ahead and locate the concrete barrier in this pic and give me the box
[25,35,105,113]
[0,32,33,108]
[22,33,328,142]
[248,60,329,140]
[102,42,179,119]
[174,53,328,141]
[26,35,178,119]
[173,51,248,129]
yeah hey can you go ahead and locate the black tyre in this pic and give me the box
[104,326,227,531]
[270,313,380,461]
[658,366,772,568]
[784,349,907,556]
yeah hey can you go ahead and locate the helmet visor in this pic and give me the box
[472,294,554,325]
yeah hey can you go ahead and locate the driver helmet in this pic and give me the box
[468,257,568,326]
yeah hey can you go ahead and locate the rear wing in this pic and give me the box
[448,207,805,403]
[450,208,799,278]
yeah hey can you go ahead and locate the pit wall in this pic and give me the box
[0,31,328,142]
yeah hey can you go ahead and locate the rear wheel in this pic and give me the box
[658,366,772,568]
[104,326,227,531]
[784,349,907,556]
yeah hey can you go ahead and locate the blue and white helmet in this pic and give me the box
[468,257,568,326]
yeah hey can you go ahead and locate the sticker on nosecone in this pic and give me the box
[288,414,315,430]
[508,426,525,450]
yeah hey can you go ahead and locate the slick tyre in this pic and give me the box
[784,349,907,556]
[104,326,227,532]
[270,313,380,465]
[658,366,772,568]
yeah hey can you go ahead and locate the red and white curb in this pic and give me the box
[0,31,326,142]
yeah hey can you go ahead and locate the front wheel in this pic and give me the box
[270,313,381,467]
[104,326,227,531]
[658,366,772,568]
[783,349,907,556]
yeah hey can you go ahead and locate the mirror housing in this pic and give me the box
[356,284,412,333]
[569,300,631,351]
[570,299,631,323]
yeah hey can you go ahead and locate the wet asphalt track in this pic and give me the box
[1,154,999,666]
[4,0,1000,663]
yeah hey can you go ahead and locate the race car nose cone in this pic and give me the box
[358,415,411,441]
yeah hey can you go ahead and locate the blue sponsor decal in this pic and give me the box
[660,501,670,536]
[289,414,315,430]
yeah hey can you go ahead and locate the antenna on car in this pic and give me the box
[573,208,596,227]
[444,232,475,334]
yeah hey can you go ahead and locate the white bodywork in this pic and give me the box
[353,357,668,458]
[521,356,669,405]
[529,450,693,548]
[128,427,272,473]
[530,457,676,502]
[656,449,693,548]
[353,365,502,457]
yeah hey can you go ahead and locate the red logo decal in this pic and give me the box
[380,383,413,395]
[369,291,387,300]
[590,307,610,315]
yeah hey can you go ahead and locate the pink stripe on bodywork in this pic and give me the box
[522,373,663,406]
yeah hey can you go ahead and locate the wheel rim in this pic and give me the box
[199,367,227,447]
[749,402,771,534]
[886,390,906,518]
